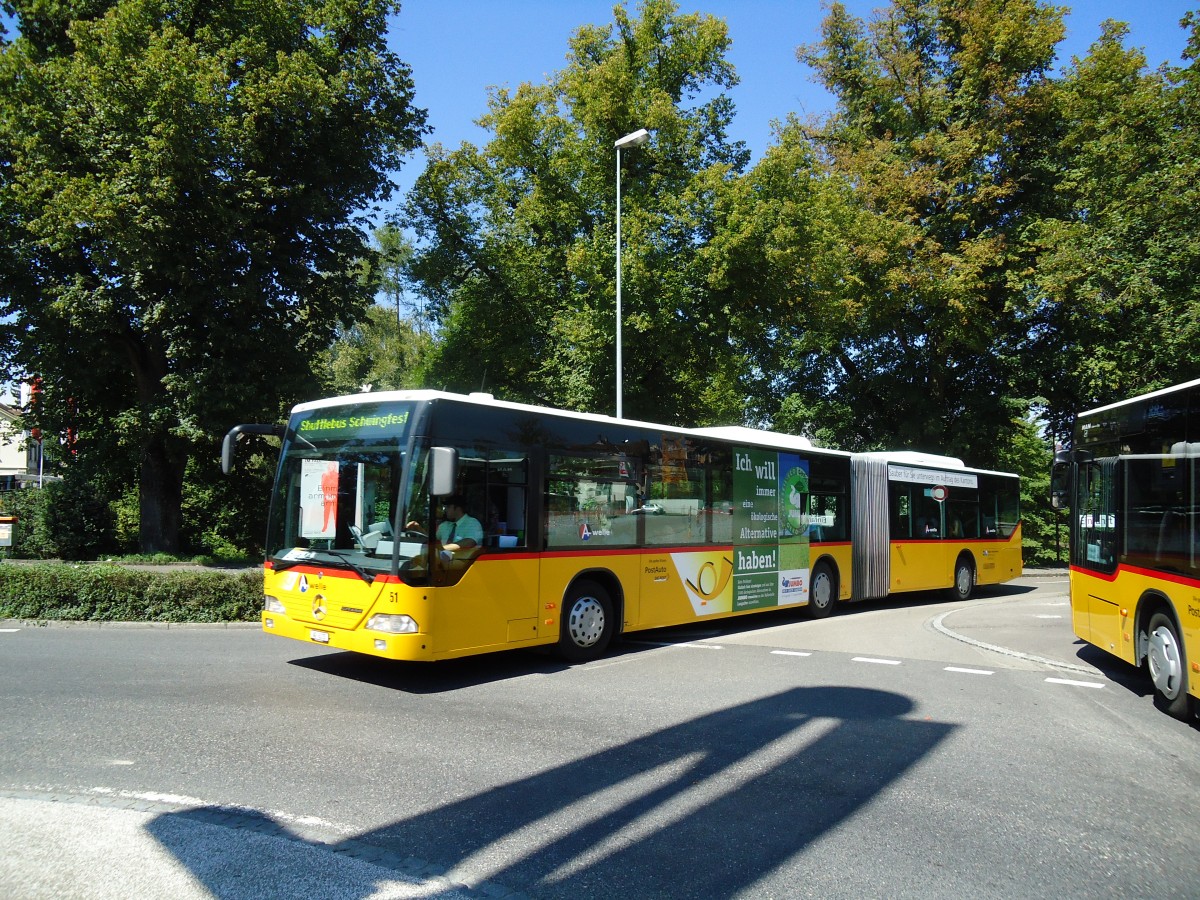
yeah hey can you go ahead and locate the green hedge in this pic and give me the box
[0,564,262,622]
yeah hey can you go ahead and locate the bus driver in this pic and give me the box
[436,495,484,558]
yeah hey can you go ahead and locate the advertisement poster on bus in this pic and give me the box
[675,448,812,616]
[300,459,339,540]
[732,448,810,610]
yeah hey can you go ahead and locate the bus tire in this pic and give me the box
[807,562,837,619]
[557,580,614,663]
[1146,611,1190,720]
[946,555,975,601]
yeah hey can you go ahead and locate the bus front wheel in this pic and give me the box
[1147,612,1191,720]
[557,580,614,663]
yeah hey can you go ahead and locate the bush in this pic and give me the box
[0,486,57,559]
[0,563,262,622]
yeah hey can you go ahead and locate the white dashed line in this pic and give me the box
[852,656,902,666]
[944,666,994,675]
[1045,677,1105,689]
[770,650,813,657]
[1034,615,1064,619]
[0,628,19,633]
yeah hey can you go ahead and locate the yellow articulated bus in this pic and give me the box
[223,391,1021,663]
[1052,379,1200,720]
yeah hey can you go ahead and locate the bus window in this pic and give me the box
[418,447,530,550]
[484,455,528,547]
[707,452,734,544]
[808,494,845,541]
[546,453,639,548]
[914,495,941,538]
[1124,455,1190,573]
[890,483,912,538]
[946,489,980,539]
[644,438,705,547]
[979,476,1020,539]
[1073,459,1117,571]
[808,458,848,541]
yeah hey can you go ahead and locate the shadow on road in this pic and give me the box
[147,684,954,898]
[287,646,574,693]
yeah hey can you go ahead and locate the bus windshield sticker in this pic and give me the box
[300,459,339,540]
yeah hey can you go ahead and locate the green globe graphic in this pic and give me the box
[782,466,808,533]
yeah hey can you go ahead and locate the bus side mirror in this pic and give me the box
[429,446,458,497]
[1050,461,1069,510]
[222,424,284,474]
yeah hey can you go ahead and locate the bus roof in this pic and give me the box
[289,389,1014,475]
[1079,377,1200,419]
[291,389,842,453]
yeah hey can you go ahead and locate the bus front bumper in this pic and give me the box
[261,611,437,661]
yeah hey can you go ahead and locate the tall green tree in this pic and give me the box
[1026,14,1200,437]
[318,224,431,396]
[729,0,1065,466]
[0,0,427,552]
[404,0,749,424]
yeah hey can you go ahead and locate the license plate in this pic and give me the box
[309,629,330,644]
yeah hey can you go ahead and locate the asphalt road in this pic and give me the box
[1,573,1197,899]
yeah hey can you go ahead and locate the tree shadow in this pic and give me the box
[147,685,953,897]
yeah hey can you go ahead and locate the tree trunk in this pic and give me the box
[139,435,187,554]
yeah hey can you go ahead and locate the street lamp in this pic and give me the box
[614,127,649,419]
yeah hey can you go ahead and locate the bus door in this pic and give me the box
[427,447,539,653]
[1071,457,1120,647]
[889,481,947,592]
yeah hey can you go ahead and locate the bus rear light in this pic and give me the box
[264,595,285,614]
[367,614,418,634]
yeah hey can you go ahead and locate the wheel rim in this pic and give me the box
[1148,624,1184,700]
[567,596,606,648]
[956,564,972,597]
[811,571,832,610]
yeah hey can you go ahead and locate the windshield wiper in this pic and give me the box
[317,550,376,584]
[270,550,375,584]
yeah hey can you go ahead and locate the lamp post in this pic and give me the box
[614,127,649,419]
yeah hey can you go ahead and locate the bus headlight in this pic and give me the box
[366,614,418,634]
[264,595,286,613]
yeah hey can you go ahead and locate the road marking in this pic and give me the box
[944,666,994,676]
[1034,615,1064,619]
[932,609,1096,675]
[1045,677,1105,690]
[770,650,812,657]
[852,656,901,666]
[0,629,19,633]
[632,640,725,650]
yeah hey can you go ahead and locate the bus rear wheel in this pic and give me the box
[946,556,975,601]
[807,562,837,619]
[557,580,614,663]
[1146,612,1191,720]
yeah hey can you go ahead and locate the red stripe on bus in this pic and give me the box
[1071,563,1200,589]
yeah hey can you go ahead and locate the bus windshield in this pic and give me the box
[264,401,430,579]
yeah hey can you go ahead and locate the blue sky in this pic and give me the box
[389,0,1196,191]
